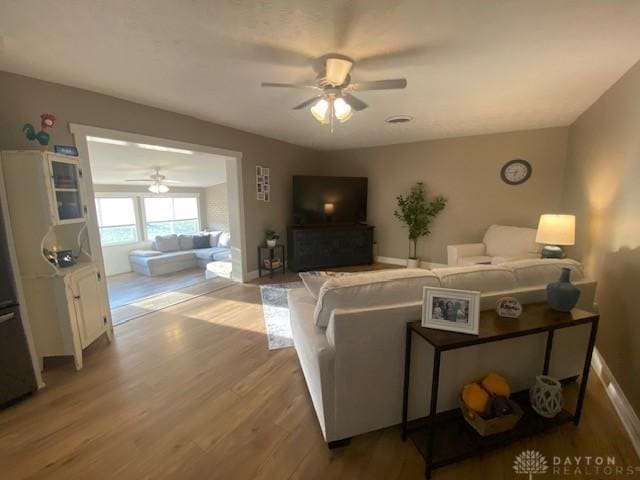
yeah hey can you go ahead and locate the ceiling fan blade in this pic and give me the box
[163,180,184,184]
[261,82,318,90]
[293,95,324,110]
[349,78,407,91]
[342,93,368,111]
[125,179,151,182]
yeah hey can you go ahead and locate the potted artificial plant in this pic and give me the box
[265,228,279,248]
[394,182,446,268]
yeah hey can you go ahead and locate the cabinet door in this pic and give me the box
[46,155,86,224]
[71,268,105,347]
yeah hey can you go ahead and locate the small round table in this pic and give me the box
[257,244,286,278]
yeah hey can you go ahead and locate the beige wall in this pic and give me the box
[562,60,640,414]
[205,183,229,231]
[0,71,320,273]
[320,127,569,263]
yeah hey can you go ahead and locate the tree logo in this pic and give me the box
[513,450,549,479]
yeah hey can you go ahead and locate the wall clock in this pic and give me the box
[501,159,532,185]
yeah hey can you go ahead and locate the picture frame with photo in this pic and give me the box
[421,287,480,335]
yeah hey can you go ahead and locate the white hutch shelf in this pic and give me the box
[0,150,112,370]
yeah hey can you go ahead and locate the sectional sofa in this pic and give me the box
[288,259,596,445]
[129,231,230,276]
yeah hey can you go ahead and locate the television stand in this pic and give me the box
[287,224,374,272]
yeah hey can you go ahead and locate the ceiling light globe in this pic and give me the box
[310,98,330,124]
[334,97,353,122]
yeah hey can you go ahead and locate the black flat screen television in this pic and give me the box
[292,175,368,225]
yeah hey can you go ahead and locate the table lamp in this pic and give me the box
[535,214,575,258]
[324,203,335,222]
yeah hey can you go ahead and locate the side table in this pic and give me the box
[257,244,286,278]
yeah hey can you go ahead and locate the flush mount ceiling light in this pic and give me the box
[261,55,407,131]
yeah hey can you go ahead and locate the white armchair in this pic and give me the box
[447,224,541,266]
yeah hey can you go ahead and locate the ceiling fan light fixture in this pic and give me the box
[148,183,170,194]
[325,58,353,86]
[333,97,352,123]
[310,98,330,124]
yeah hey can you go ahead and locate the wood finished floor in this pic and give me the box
[107,267,207,309]
[1,266,638,479]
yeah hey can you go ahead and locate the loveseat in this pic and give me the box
[288,259,596,444]
[129,231,230,276]
[447,224,541,266]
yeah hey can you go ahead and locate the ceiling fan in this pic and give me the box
[261,55,407,130]
[125,167,183,193]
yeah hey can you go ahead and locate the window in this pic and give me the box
[95,197,138,245]
[143,197,200,238]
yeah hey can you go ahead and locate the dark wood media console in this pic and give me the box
[287,224,374,272]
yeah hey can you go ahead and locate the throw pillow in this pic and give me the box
[155,234,179,253]
[178,234,194,250]
[218,232,231,248]
[193,234,211,249]
[299,271,353,299]
[209,230,223,247]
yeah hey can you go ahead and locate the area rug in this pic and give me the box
[260,281,304,350]
[111,277,235,326]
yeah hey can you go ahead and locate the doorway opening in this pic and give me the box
[70,125,246,326]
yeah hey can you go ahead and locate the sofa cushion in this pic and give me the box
[504,259,584,287]
[193,247,228,261]
[155,234,179,253]
[314,269,441,328]
[193,234,211,249]
[483,224,539,258]
[458,255,493,266]
[209,230,223,247]
[299,271,354,299]
[178,234,194,250]
[129,249,163,258]
[432,265,518,292]
[218,232,231,248]
[129,250,195,266]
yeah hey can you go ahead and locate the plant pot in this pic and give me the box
[266,239,277,248]
[407,258,420,268]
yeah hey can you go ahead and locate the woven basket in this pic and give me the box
[459,395,523,436]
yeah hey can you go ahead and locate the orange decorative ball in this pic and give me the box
[462,383,490,414]
[481,372,511,398]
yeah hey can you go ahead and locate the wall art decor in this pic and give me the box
[256,166,270,202]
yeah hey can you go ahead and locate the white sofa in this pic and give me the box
[129,232,230,276]
[447,224,541,266]
[288,259,596,444]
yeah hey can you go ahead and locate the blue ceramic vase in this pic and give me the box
[547,267,581,312]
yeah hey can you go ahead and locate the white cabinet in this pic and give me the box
[1,150,112,371]
[68,265,107,349]
[45,155,87,225]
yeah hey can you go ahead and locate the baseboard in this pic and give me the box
[592,347,640,458]
[244,269,259,282]
[376,255,448,269]
[376,255,406,266]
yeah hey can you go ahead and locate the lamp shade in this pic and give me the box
[323,202,335,214]
[536,214,575,245]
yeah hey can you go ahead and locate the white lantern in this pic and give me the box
[530,375,563,418]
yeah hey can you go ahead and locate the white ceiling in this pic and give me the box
[88,139,228,188]
[2,1,640,150]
